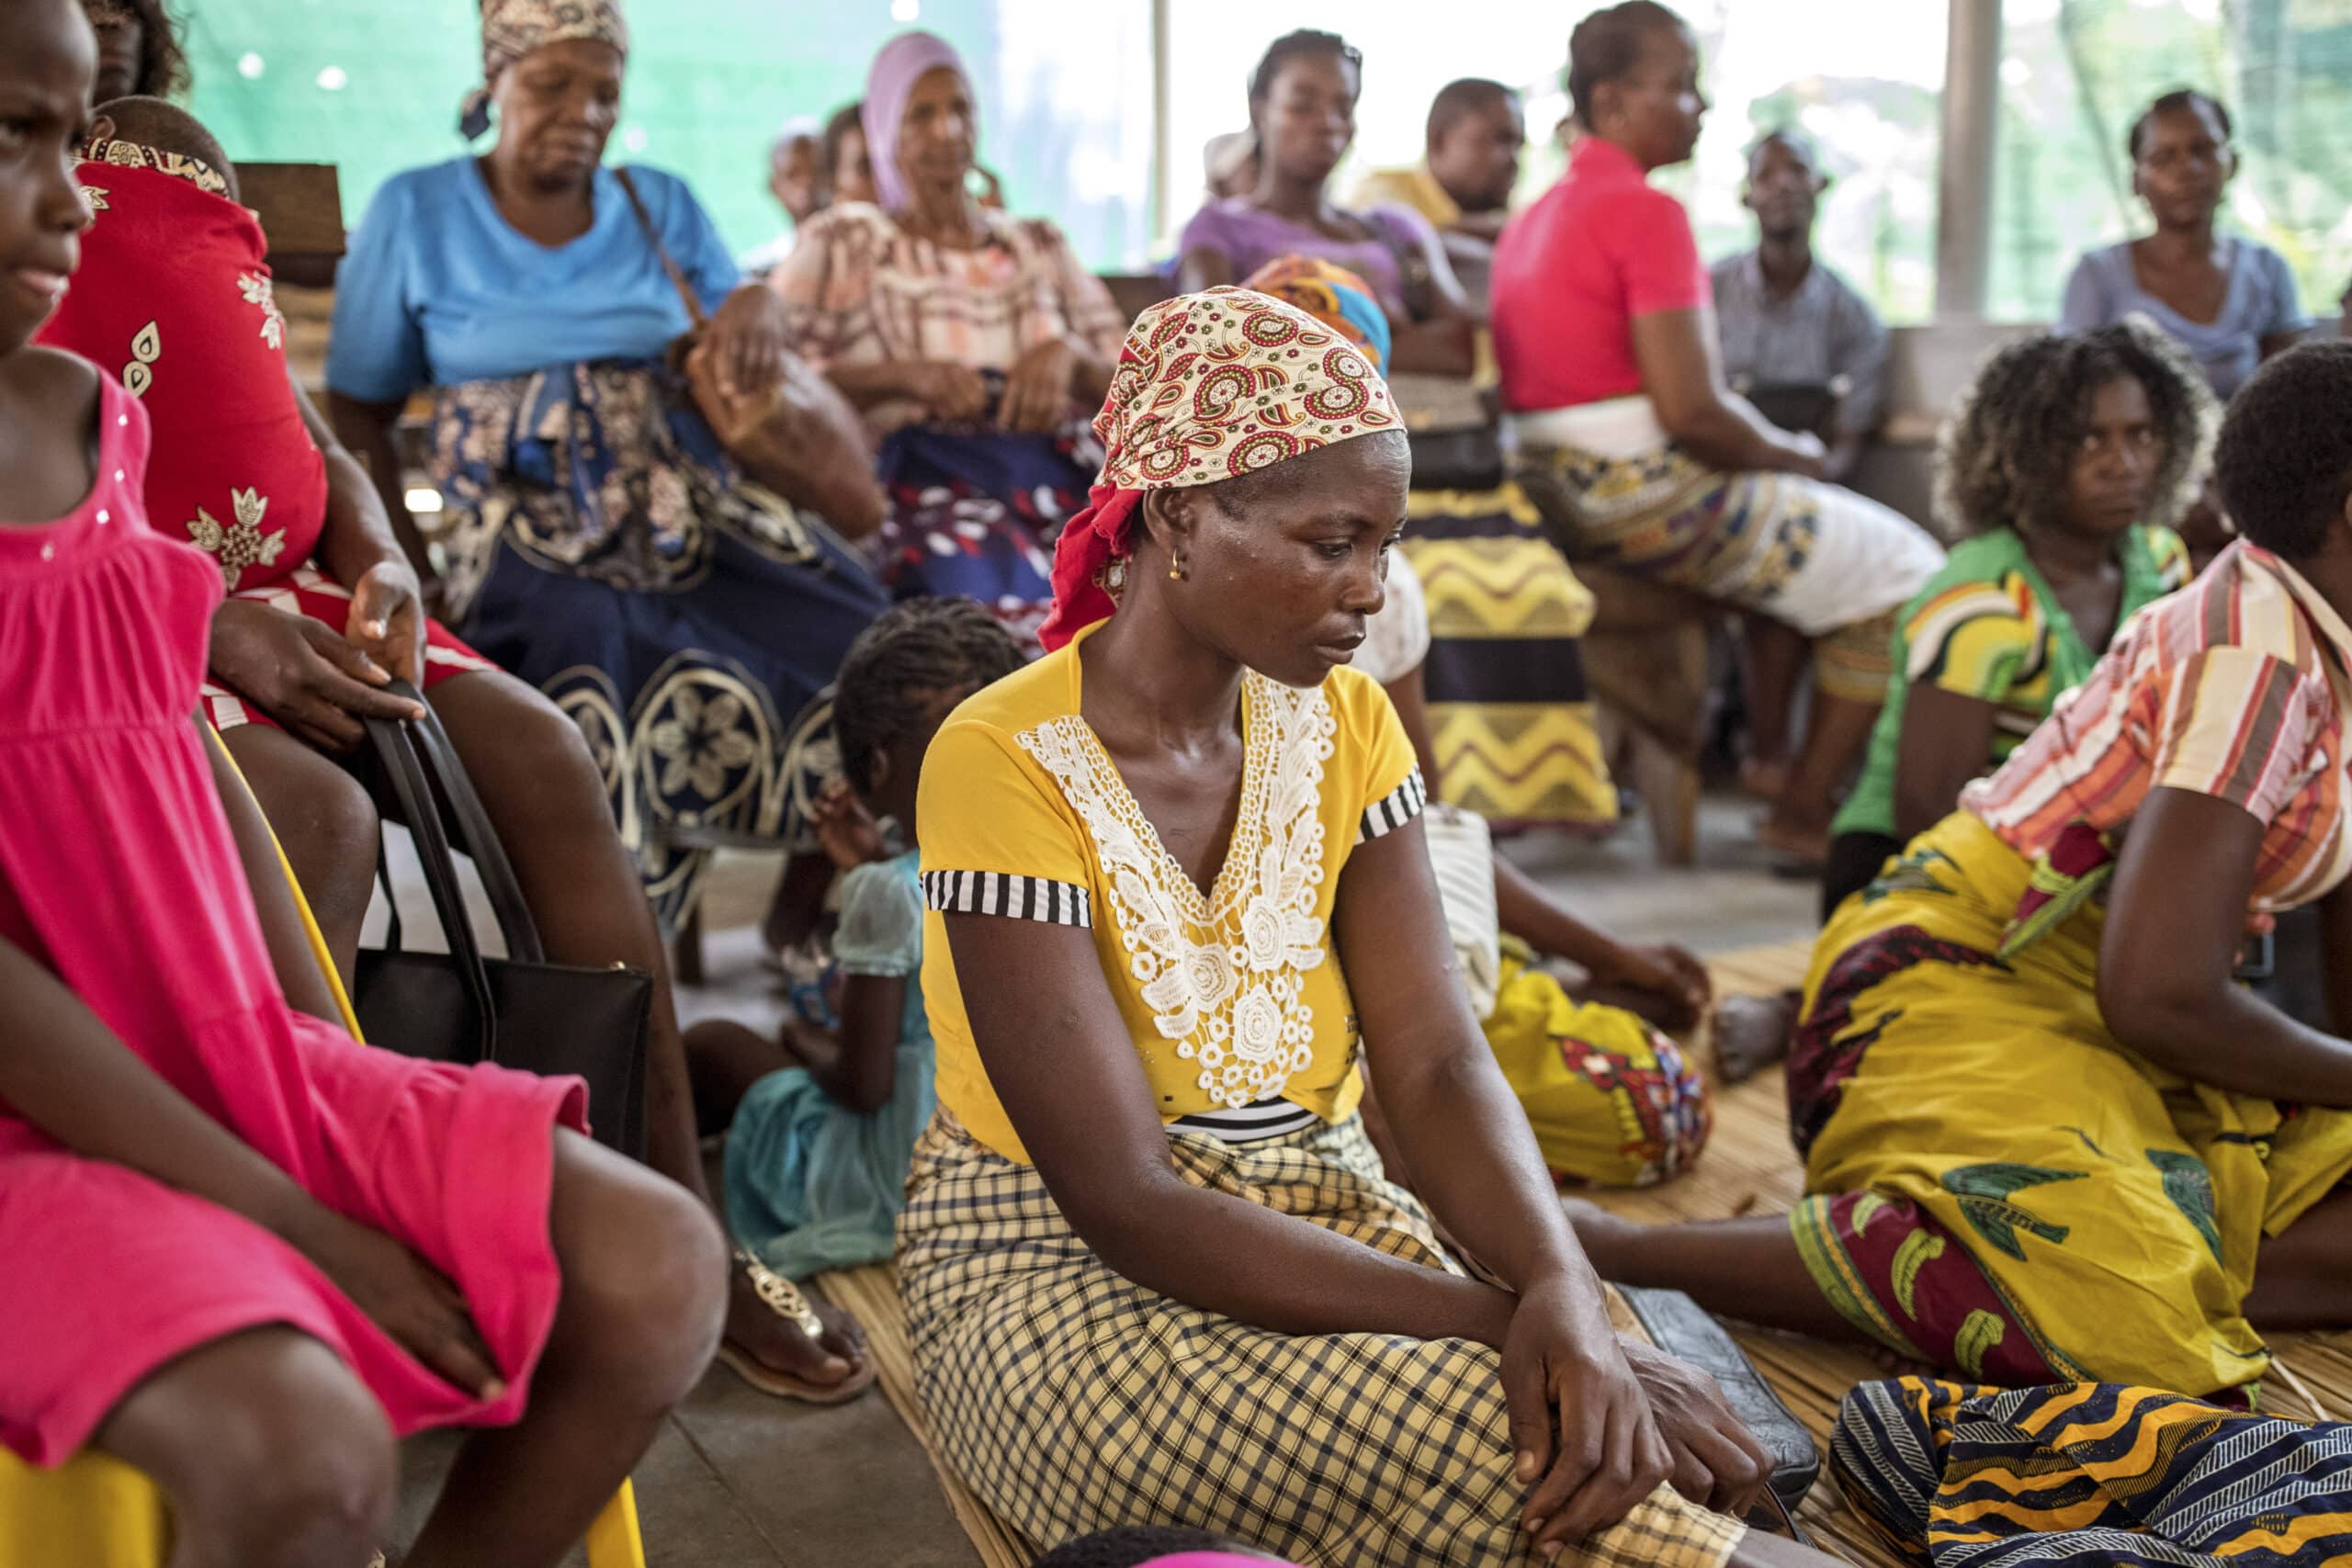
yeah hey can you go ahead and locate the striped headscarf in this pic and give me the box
[459,0,629,140]
[1037,286,1399,651]
[861,30,970,213]
[1241,255,1393,375]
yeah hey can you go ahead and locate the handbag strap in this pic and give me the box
[396,693,548,965]
[614,165,711,333]
[373,835,405,953]
[364,704,499,1060]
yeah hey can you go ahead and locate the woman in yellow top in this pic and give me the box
[900,288,1828,1567]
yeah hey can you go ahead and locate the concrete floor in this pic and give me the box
[380,789,1814,1566]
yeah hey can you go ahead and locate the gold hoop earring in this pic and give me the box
[1169,552,1188,582]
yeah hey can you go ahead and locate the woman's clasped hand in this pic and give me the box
[1497,1275,1773,1551]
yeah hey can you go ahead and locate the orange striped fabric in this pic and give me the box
[1963,541,2352,913]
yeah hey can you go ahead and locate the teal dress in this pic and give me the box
[724,850,933,1278]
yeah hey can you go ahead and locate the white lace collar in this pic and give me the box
[1016,669,1336,1110]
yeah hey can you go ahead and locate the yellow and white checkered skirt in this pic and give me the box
[896,1108,1746,1567]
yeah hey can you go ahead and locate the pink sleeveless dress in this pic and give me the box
[0,367,586,1465]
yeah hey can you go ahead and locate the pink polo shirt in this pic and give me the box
[1491,136,1712,412]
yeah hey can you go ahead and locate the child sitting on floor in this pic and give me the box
[687,599,1024,1370]
[0,6,722,1563]
[1360,546,1714,1189]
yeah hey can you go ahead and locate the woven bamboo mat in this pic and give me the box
[814,933,2352,1568]
[813,1264,1038,1568]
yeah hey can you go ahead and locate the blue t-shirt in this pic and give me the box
[326,157,740,401]
[2056,237,2304,400]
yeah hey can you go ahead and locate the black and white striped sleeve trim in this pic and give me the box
[1356,769,1429,844]
[922,869,1092,928]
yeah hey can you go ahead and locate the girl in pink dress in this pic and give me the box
[0,6,725,1565]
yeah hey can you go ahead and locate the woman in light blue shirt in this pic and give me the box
[326,0,883,1407]
[326,5,888,934]
[2057,90,2305,400]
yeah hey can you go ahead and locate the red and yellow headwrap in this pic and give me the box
[1037,286,1399,650]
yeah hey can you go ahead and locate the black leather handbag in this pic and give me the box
[1388,371,1508,492]
[352,690,651,1158]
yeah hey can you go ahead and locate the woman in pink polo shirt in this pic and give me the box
[1492,1,1942,862]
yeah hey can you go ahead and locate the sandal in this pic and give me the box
[716,1248,876,1405]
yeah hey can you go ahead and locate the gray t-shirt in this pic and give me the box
[2057,237,2304,400]
[1709,249,1890,442]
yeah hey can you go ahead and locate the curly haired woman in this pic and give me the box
[1815,319,2211,918]
[1714,320,2210,1077]
[1570,346,2352,1400]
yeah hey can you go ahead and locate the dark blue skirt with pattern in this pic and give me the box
[429,356,887,926]
[867,389,1100,656]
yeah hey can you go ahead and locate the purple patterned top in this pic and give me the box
[1175,197,1437,320]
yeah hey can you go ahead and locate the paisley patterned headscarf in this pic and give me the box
[1241,255,1393,375]
[1036,286,1400,651]
[459,0,630,140]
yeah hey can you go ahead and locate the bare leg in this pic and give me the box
[92,1325,397,1568]
[1760,688,1882,863]
[684,1018,800,1137]
[761,849,838,955]
[426,672,866,1393]
[427,674,699,1183]
[2249,1187,2352,1330]
[1736,612,1805,800]
[221,723,380,985]
[403,1132,726,1568]
[1562,1199,1871,1347]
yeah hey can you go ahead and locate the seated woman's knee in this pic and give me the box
[238,731,382,878]
[552,1135,729,1397]
[177,1334,396,1568]
[458,674,614,828]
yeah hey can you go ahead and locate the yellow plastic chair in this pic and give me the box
[0,729,646,1568]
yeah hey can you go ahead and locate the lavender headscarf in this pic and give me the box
[860,30,970,212]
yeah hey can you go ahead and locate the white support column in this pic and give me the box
[1150,0,1172,256]
[1936,0,2004,320]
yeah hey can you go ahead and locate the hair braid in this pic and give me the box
[831,599,1026,795]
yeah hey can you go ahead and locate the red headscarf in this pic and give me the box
[39,154,327,595]
[1036,286,1401,650]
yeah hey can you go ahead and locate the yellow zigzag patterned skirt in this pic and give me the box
[1400,486,1616,830]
